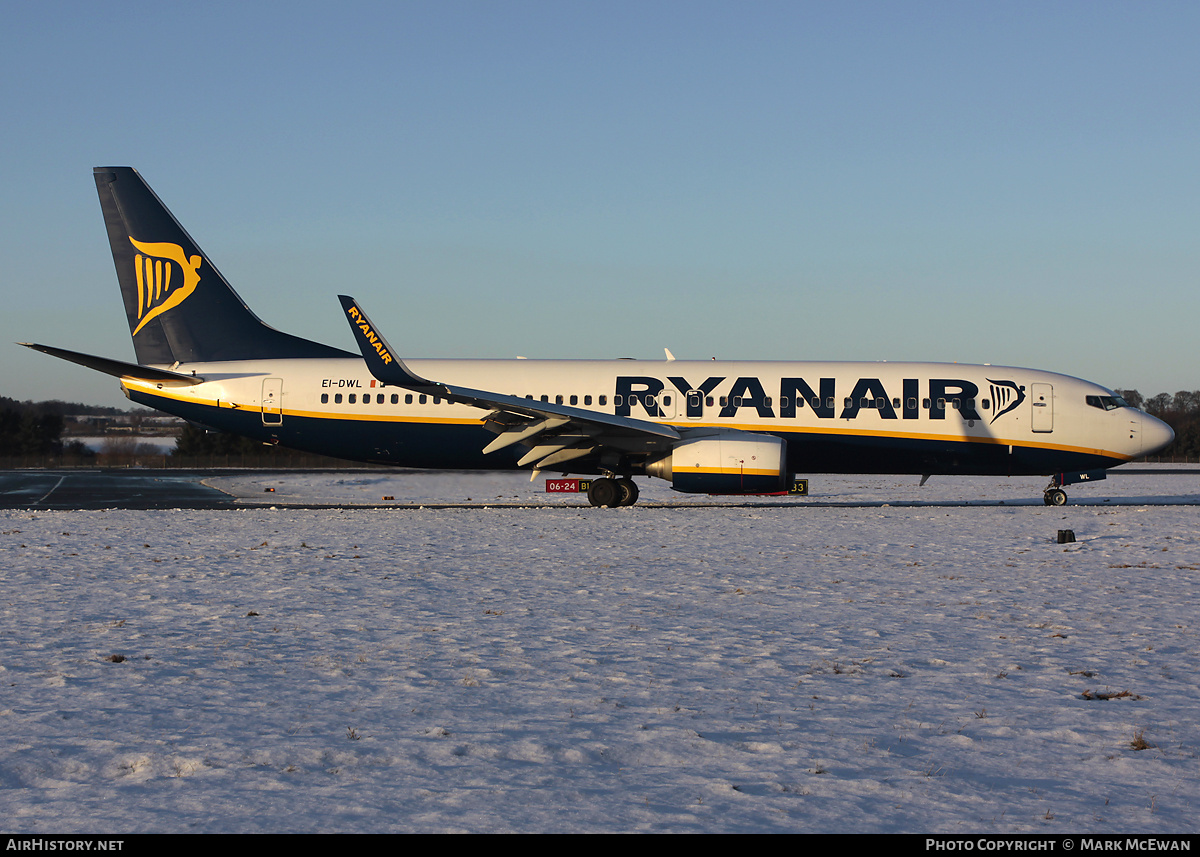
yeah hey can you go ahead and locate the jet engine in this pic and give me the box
[644,431,790,494]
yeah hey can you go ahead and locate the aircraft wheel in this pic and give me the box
[615,477,640,506]
[587,478,621,507]
[1044,489,1068,506]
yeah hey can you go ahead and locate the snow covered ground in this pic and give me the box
[2,469,1198,833]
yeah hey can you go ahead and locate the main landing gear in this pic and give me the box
[586,477,640,507]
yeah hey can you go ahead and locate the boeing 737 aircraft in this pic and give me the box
[21,167,1175,506]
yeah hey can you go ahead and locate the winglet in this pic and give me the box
[337,295,436,389]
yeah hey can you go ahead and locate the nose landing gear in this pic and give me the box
[1042,469,1107,506]
[1044,487,1068,506]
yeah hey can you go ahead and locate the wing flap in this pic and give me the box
[483,417,571,454]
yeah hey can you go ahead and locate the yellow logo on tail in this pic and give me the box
[129,237,202,335]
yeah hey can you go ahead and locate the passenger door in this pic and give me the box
[1031,383,1053,433]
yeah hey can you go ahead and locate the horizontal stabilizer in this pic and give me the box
[18,343,203,384]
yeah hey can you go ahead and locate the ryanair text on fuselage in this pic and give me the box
[611,375,1022,423]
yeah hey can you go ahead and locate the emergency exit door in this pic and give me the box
[262,378,283,425]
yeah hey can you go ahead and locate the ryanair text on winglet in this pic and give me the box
[345,305,394,365]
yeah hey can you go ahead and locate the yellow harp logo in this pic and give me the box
[129,237,202,335]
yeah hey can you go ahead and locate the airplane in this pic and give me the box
[20,167,1175,507]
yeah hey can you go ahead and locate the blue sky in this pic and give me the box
[3,1,1198,409]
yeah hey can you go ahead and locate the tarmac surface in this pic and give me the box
[0,467,1197,510]
[0,470,237,510]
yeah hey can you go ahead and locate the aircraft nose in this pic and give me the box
[1141,413,1175,457]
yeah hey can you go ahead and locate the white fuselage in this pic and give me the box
[121,356,1168,476]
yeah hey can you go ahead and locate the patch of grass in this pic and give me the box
[1130,729,1155,751]
[1081,689,1145,701]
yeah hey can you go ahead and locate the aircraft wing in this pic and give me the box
[338,296,681,471]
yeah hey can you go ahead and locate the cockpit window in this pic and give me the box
[1086,395,1128,411]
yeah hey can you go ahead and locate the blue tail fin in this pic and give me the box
[93,167,353,365]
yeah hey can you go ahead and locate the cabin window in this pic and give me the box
[663,395,671,407]
[922,398,930,409]
[645,395,655,408]
[321,393,329,404]
[391,394,399,404]
[763,396,772,408]
[405,394,413,404]
[844,397,853,408]
[348,393,356,404]
[707,396,715,407]
[377,394,384,404]
[936,398,945,410]
[419,394,427,404]
[555,395,563,405]
[334,393,342,404]
[614,395,623,407]
[892,398,900,409]
[599,395,607,406]
[781,397,791,409]
[907,397,918,410]
[584,395,592,405]
[540,395,549,403]
[570,395,578,405]
[981,398,989,410]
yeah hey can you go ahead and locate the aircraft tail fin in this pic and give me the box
[93,167,352,365]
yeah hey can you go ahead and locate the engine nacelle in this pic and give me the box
[645,431,790,494]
